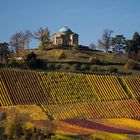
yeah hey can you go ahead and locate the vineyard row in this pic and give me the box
[41,99,140,120]
[0,68,140,106]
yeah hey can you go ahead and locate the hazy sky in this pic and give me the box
[0,0,140,47]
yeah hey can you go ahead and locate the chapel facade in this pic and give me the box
[52,26,78,46]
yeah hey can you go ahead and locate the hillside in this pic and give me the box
[1,68,140,139]
[29,48,140,76]
[1,68,140,118]
[33,49,126,63]
[1,105,140,140]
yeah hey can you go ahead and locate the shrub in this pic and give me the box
[8,59,17,66]
[26,58,42,69]
[26,52,36,61]
[55,63,61,69]
[38,42,48,50]
[26,59,37,69]
[118,71,132,76]
[73,63,80,70]
[90,65,98,72]
[25,52,43,69]
[124,59,138,70]
[109,67,118,73]
[89,57,103,64]
[47,63,55,70]
[8,58,24,67]
[81,64,88,71]
[55,50,65,60]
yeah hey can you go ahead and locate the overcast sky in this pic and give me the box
[0,0,140,47]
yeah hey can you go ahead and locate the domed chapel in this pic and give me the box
[52,26,79,46]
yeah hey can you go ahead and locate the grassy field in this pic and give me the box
[32,49,127,63]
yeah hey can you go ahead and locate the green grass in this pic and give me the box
[28,49,140,76]
[52,132,129,140]
[51,133,93,140]
[94,65,140,76]
[32,49,127,64]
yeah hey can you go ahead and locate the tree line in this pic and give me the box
[90,29,140,58]
[9,27,50,57]
[0,27,50,63]
[1,27,140,64]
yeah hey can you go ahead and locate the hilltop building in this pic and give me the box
[52,26,78,46]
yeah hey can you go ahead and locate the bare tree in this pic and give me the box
[25,30,33,53]
[89,43,97,50]
[98,29,113,52]
[9,32,27,57]
[34,27,50,46]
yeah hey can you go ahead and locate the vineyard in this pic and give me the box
[37,72,129,104]
[41,99,140,119]
[0,68,50,105]
[0,68,140,119]
[122,76,140,98]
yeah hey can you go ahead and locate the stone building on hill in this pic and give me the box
[52,26,78,46]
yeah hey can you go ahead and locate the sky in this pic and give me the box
[0,0,140,47]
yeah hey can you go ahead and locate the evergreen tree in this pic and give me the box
[112,35,126,54]
[0,42,9,63]
[126,32,140,58]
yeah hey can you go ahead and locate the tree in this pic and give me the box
[25,52,42,69]
[112,35,126,54]
[98,29,113,52]
[26,51,36,61]
[133,32,140,44]
[25,30,33,53]
[9,32,27,57]
[126,32,140,58]
[0,42,9,63]
[34,27,50,49]
[89,43,97,50]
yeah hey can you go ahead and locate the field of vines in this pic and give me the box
[0,68,140,119]
[122,76,140,98]
[0,75,13,106]
[38,72,129,104]
[0,68,48,105]
[41,99,140,119]
[86,74,128,101]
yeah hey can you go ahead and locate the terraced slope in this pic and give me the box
[38,72,97,104]
[122,76,140,98]
[38,72,129,104]
[0,75,13,106]
[0,68,140,120]
[86,74,128,101]
[0,68,48,105]
[41,99,140,119]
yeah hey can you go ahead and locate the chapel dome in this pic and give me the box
[58,26,73,34]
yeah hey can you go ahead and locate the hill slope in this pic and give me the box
[1,68,140,139]
[1,68,140,119]
[29,49,140,75]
